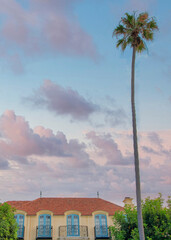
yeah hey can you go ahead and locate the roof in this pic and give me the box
[7,197,123,216]
[6,201,31,208]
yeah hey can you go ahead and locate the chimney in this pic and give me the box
[123,197,134,208]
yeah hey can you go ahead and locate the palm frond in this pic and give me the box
[136,40,146,53]
[121,12,135,28]
[113,24,126,37]
[125,12,134,25]
[116,38,125,48]
[147,18,159,31]
[113,11,158,52]
[121,39,128,51]
[116,38,128,52]
[137,12,149,22]
[127,36,134,45]
[142,29,153,40]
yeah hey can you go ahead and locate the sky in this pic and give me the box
[0,0,170,206]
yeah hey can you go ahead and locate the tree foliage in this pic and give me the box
[0,202,18,240]
[113,12,158,52]
[110,194,171,240]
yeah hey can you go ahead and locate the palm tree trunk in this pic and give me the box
[131,46,145,240]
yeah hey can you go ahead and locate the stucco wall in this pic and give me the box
[15,209,114,240]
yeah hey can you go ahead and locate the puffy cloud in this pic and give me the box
[85,129,171,199]
[0,111,170,206]
[34,126,54,138]
[0,0,99,73]
[0,110,42,157]
[26,80,99,121]
[0,110,94,168]
[25,80,128,126]
[86,131,133,166]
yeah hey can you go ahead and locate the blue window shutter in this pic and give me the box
[14,214,24,238]
[67,214,79,236]
[95,214,108,237]
[38,214,51,237]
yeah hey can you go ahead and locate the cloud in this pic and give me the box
[0,157,9,170]
[141,131,171,161]
[26,80,99,121]
[86,131,133,166]
[25,80,128,126]
[104,108,128,127]
[10,156,31,165]
[0,0,99,73]
[0,110,94,168]
[0,112,170,206]
[141,146,159,155]
[147,132,163,148]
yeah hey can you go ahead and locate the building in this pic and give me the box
[123,197,134,209]
[7,197,123,240]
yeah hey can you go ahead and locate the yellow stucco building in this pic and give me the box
[8,197,123,240]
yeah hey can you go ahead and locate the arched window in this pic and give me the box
[95,214,108,237]
[67,214,79,236]
[38,214,51,237]
[14,214,24,238]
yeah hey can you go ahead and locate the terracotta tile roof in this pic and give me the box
[7,198,123,216]
[6,201,31,209]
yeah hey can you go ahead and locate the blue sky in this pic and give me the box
[0,0,170,205]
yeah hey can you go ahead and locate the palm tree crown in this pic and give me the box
[113,12,158,52]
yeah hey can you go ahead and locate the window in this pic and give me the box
[95,214,108,237]
[38,214,51,237]
[14,214,24,238]
[67,214,79,236]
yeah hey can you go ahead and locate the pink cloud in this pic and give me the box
[0,110,41,156]
[86,131,132,165]
[147,132,163,148]
[0,0,99,67]
[0,110,93,168]
[85,129,171,196]
[34,126,54,138]
[2,19,29,46]
[0,111,170,205]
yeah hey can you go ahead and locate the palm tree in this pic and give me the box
[113,12,158,240]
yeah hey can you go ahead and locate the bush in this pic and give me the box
[110,194,171,240]
[0,202,18,240]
